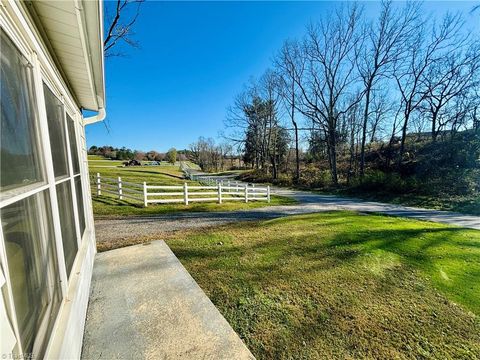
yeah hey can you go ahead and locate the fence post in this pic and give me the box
[245,185,249,203]
[96,173,101,196]
[184,182,189,205]
[143,182,148,207]
[218,183,222,204]
[267,185,271,203]
[118,176,123,200]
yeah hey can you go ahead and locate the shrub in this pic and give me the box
[350,171,417,194]
[272,173,293,187]
[298,165,331,188]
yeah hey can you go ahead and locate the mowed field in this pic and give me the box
[164,211,480,359]
[88,156,296,217]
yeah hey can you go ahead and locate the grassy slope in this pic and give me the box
[166,212,480,359]
[89,162,296,217]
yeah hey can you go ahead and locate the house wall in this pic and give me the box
[0,2,98,359]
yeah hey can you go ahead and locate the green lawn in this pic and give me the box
[165,212,480,359]
[87,160,125,167]
[89,163,188,184]
[87,154,107,160]
[92,194,296,218]
[89,163,296,217]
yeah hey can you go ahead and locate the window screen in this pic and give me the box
[55,181,78,276]
[44,84,69,179]
[74,176,86,238]
[67,115,80,174]
[2,190,61,356]
[0,29,44,192]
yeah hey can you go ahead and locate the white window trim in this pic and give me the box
[32,52,70,298]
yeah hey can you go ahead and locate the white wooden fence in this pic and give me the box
[92,173,270,207]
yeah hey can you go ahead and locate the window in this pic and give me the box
[0,30,44,193]
[2,191,61,357]
[44,84,69,179]
[75,176,86,237]
[67,115,80,174]
[55,181,78,276]
[1,29,62,358]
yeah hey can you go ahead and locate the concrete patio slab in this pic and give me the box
[82,240,254,360]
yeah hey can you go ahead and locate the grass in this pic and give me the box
[87,154,107,160]
[89,162,296,218]
[87,160,125,167]
[89,163,188,184]
[163,212,480,359]
[92,194,296,218]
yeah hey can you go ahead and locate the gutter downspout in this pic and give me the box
[74,0,106,126]
[84,108,106,125]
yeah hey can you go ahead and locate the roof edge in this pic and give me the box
[77,0,106,112]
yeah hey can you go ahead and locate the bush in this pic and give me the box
[272,173,293,187]
[298,165,331,188]
[350,171,417,194]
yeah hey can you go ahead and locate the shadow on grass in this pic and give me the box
[169,215,479,314]
[168,214,480,358]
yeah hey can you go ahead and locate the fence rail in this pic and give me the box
[91,173,270,207]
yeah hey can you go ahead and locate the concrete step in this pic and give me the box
[82,240,254,359]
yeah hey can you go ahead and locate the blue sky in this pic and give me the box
[86,1,479,152]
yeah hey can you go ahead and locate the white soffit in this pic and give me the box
[28,0,105,112]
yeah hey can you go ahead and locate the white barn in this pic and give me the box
[0,0,105,358]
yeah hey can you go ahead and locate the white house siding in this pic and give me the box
[0,1,101,359]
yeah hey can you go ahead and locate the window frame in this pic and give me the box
[42,79,83,250]
[0,19,90,358]
[1,190,61,356]
[0,29,47,203]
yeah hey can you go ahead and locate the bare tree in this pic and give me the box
[275,40,304,182]
[357,1,419,176]
[296,4,363,184]
[422,40,480,140]
[369,90,394,142]
[104,0,145,57]
[258,69,283,179]
[394,12,465,164]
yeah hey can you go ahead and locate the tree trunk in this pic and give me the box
[328,127,338,185]
[360,80,372,177]
[431,107,439,141]
[347,116,356,184]
[398,112,409,167]
[290,82,300,182]
[293,120,300,182]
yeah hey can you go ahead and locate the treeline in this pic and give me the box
[224,1,480,188]
[189,137,243,172]
[88,145,188,162]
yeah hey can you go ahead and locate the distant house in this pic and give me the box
[1,1,105,358]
